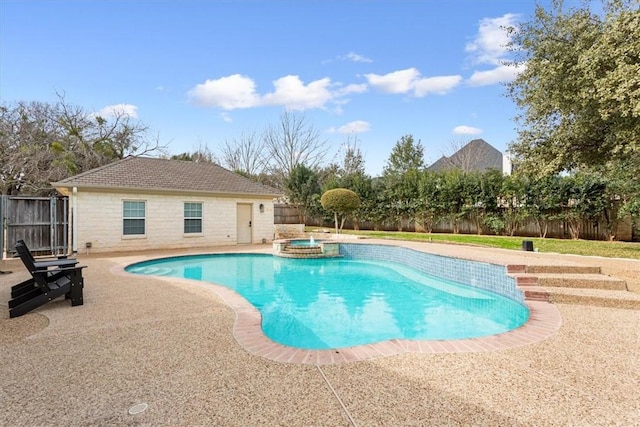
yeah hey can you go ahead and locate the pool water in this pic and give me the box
[127,254,529,350]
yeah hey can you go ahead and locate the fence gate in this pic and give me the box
[1,196,70,259]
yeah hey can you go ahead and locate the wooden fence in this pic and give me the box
[273,203,638,241]
[1,196,70,259]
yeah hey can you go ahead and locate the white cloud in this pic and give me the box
[262,75,333,110]
[323,51,373,64]
[466,13,519,66]
[334,83,368,97]
[365,68,461,97]
[187,74,260,109]
[328,120,371,134]
[220,112,232,123]
[452,125,483,135]
[364,68,420,94]
[342,52,373,63]
[414,75,463,96]
[188,74,364,112]
[468,63,525,86]
[95,104,138,118]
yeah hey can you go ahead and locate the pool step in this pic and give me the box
[507,264,601,274]
[546,287,640,310]
[508,264,636,308]
[511,273,627,291]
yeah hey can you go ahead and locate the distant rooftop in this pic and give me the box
[427,139,504,173]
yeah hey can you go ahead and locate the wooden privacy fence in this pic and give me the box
[274,203,638,241]
[1,196,70,259]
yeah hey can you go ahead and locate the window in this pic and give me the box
[184,202,202,234]
[123,201,146,236]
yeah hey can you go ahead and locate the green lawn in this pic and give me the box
[311,229,640,260]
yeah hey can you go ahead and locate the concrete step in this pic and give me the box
[511,273,627,291]
[520,286,550,302]
[546,287,640,310]
[536,273,627,291]
[507,264,601,274]
[525,265,601,274]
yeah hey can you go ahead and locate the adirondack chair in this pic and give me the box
[14,239,77,266]
[8,240,86,318]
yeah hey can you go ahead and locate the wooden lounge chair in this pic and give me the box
[8,240,86,318]
[14,239,78,267]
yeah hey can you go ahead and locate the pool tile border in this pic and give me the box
[220,284,562,365]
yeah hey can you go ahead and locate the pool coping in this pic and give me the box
[114,246,563,365]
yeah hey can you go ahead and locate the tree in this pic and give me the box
[171,143,217,163]
[320,188,361,234]
[284,164,321,223]
[262,111,328,186]
[506,0,640,174]
[558,172,609,239]
[0,96,166,195]
[435,170,467,234]
[463,170,503,235]
[497,174,529,236]
[383,134,424,176]
[381,134,425,230]
[219,131,266,177]
[320,136,373,229]
[520,173,563,237]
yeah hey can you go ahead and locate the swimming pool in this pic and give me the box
[126,249,529,350]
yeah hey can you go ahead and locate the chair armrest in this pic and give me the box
[32,259,79,269]
[31,265,87,275]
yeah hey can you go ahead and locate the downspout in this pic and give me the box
[72,187,78,254]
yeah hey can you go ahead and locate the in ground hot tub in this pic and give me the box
[272,237,340,258]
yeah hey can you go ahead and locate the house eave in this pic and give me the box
[51,183,283,199]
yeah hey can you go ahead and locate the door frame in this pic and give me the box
[236,203,253,244]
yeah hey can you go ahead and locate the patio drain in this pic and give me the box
[128,403,148,415]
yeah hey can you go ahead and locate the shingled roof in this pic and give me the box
[427,139,503,173]
[52,156,282,197]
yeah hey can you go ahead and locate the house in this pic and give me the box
[51,156,283,254]
[427,139,511,174]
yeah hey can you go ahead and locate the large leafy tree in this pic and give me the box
[383,134,425,175]
[506,0,640,174]
[284,164,321,223]
[0,96,165,195]
[382,134,425,230]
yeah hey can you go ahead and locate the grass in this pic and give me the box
[310,228,640,260]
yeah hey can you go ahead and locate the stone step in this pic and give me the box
[282,246,323,255]
[276,252,340,259]
[546,287,640,310]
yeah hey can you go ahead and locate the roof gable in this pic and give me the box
[52,156,282,197]
[428,139,502,172]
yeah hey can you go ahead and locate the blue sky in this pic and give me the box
[1,1,557,176]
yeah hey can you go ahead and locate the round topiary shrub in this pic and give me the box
[320,188,361,233]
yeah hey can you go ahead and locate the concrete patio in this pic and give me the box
[1,240,639,426]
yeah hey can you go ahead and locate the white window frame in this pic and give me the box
[123,200,146,237]
[183,202,203,235]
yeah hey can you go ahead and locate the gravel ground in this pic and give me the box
[1,241,639,426]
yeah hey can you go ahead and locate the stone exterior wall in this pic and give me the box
[274,224,305,239]
[74,189,276,253]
